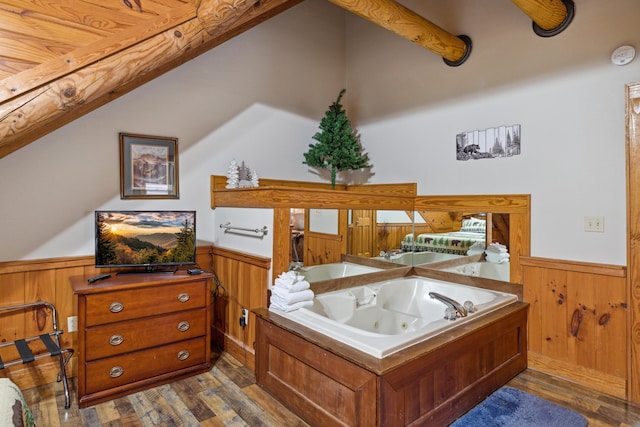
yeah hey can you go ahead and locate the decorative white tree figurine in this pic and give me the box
[226,159,239,188]
[250,169,259,187]
[238,161,252,188]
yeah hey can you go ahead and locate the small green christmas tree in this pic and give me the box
[303,89,371,189]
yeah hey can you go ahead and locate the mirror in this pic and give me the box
[372,210,490,263]
[288,193,529,285]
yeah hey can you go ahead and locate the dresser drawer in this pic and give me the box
[84,308,207,361]
[84,337,206,394]
[84,281,207,326]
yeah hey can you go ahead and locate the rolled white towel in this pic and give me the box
[486,243,508,254]
[485,252,510,263]
[270,287,314,304]
[269,299,313,313]
[274,271,298,288]
[287,280,310,292]
[467,241,485,256]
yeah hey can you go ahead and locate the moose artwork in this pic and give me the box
[456,124,521,161]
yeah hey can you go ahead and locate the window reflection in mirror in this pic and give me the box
[308,209,339,234]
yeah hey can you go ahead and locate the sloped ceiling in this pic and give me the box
[0,0,572,158]
[0,0,304,158]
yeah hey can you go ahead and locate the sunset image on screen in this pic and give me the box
[95,211,195,267]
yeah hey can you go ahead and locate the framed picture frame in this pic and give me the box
[119,133,179,199]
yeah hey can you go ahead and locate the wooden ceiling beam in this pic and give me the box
[0,0,303,159]
[512,0,575,37]
[327,0,471,66]
[197,0,259,35]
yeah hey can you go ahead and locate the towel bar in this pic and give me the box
[219,222,268,236]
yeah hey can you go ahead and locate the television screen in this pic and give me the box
[95,210,196,270]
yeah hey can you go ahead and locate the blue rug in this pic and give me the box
[450,386,588,427]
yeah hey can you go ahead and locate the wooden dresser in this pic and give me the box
[70,272,212,408]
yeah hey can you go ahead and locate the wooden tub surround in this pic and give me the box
[255,300,528,426]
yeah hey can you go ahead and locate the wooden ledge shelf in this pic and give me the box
[210,175,417,210]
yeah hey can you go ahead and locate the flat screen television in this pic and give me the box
[95,210,196,272]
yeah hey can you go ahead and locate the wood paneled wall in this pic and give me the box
[521,256,627,398]
[374,222,413,255]
[211,247,271,372]
[1,238,633,402]
[0,247,213,391]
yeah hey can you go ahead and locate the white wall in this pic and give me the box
[346,0,640,265]
[0,0,345,262]
[0,0,637,267]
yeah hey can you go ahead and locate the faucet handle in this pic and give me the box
[444,307,457,321]
[463,301,476,313]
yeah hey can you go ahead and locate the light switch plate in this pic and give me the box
[584,216,604,232]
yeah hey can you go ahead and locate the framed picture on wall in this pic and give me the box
[119,133,179,199]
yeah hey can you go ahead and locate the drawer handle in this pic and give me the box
[109,302,124,313]
[177,293,190,303]
[109,366,124,378]
[109,334,124,346]
[177,350,190,361]
[177,321,190,332]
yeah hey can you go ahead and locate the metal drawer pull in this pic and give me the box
[109,302,124,313]
[109,366,124,378]
[109,334,124,346]
[177,293,190,303]
[177,321,190,332]
[177,350,190,361]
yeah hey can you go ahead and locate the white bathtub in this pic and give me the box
[375,251,465,265]
[296,262,383,282]
[271,276,517,358]
[442,262,510,281]
[412,251,465,264]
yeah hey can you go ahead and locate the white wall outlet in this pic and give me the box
[67,316,78,333]
[240,309,249,327]
[584,216,605,232]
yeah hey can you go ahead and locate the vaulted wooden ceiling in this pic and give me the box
[0,0,573,159]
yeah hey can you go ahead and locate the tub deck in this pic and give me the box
[255,301,528,427]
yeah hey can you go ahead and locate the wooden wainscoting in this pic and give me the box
[0,247,213,391]
[521,256,627,398]
[211,247,271,372]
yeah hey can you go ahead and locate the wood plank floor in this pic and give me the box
[19,352,640,426]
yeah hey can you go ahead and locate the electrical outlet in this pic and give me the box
[584,216,605,232]
[67,316,78,333]
[239,309,249,327]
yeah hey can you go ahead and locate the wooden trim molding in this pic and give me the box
[414,194,531,214]
[520,256,626,278]
[528,352,626,399]
[211,246,271,269]
[210,175,416,210]
[626,81,640,403]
